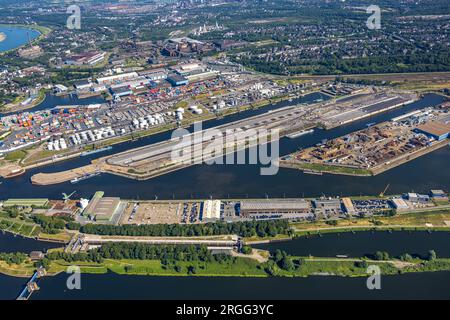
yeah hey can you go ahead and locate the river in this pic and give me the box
[0,232,63,253]
[0,26,40,52]
[0,92,447,200]
[254,231,450,258]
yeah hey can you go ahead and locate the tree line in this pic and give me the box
[0,252,27,265]
[80,220,291,238]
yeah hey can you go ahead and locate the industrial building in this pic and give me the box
[341,197,356,215]
[390,198,409,210]
[167,74,189,86]
[403,193,430,203]
[139,68,168,81]
[430,190,448,201]
[312,199,342,215]
[2,198,49,208]
[74,80,93,90]
[111,86,133,99]
[82,191,121,222]
[201,200,221,221]
[96,72,139,85]
[415,121,450,141]
[65,52,106,66]
[240,199,312,220]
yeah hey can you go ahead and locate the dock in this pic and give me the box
[16,267,46,300]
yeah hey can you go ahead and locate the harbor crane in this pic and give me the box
[62,191,76,201]
[379,184,390,197]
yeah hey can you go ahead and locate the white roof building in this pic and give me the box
[202,200,221,220]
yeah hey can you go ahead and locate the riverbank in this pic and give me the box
[1,89,47,115]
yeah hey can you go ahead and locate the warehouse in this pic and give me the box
[201,200,221,221]
[430,190,448,201]
[96,72,139,85]
[83,191,121,222]
[390,198,409,210]
[167,74,189,86]
[240,199,312,220]
[2,198,49,208]
[342,197,356,215]
[312,199,342,215]
[415,121,450,141]
[74,80,92,90]
[111,86,133,99]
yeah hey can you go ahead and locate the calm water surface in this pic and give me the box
[0,26,40,52]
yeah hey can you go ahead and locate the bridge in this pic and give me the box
[16,267,46,300]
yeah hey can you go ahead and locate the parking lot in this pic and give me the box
[120,201,201,225]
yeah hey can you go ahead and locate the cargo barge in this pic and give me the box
[70,172,101,184]
[287,129,314,139]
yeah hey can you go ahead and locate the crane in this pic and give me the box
[379,184,390,197]
[62,191,76,201]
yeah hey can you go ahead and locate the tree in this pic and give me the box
[374,251,390,261]
[427,250,437,261]
[274,249,286,263]
[279,256,294,271]
[241,246,252,255]
[354,260,368,269]
[399,253,413,262]
[124,265,133,273]
[174,265,183,273]
[188,265,197,274]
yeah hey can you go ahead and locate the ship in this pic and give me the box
[303,170,323,176]
[80,146,112,157]
[70,172,101,184]
[287,129,314,139]
[366,122,376,128]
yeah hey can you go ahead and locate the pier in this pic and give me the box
[16,267,46,300]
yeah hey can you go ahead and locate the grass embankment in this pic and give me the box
[0,259,36,277]
[48,257,268,277]
[0,213,71,242]
[291,209,450,237]
[0,213,41,238]
[4,150,27,162]
[281,161,373,176]
[40,256,450,278]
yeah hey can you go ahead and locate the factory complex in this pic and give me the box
[1,189,448,227]
[0,58,307,165]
